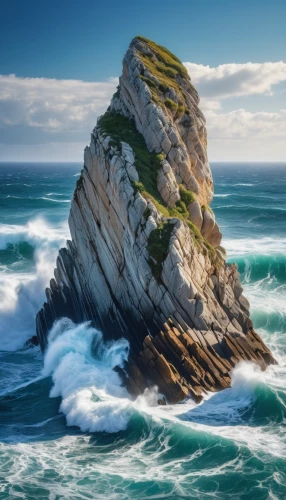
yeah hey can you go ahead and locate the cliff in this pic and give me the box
[36,37,275,403]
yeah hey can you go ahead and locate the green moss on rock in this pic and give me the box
[139,75,157,89]
[179,187,196,206]
[132,181,145,193]
[148,221,174,280]
[136,36,188,78]
[135,37,191,106]
[176,104,185,117]
[165,98,178,111]
[98,111,169,216]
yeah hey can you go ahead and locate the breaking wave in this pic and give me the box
[43,320,132,433]
[0,218,69,350]
[0,218,68,251]
[40,319,286,456]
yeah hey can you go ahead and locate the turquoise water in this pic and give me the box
[0,162,285,499]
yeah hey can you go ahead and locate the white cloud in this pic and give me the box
[205,108,286,139]
[184,61,286,99]
[204,107,286,161]
[0,74,117,133]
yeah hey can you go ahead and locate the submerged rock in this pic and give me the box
[25,335,39,347]
[36,36,276,403]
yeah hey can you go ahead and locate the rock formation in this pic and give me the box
[36,37,275,403]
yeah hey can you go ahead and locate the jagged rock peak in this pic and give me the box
[36,36,276,404]
[109,35,221,246]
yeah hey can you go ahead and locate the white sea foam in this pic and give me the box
[45,192,65,196]
[215,204,236,209]
[224,236,286,257]
[144,360,286,460]
[0,218,69,350]
[244,281,286,316]
[1,359,285,499]
[233,183,254,186]
[213,193,231,197]
[38,197,71,203]
[42,318,286,456]
[0,218,68,250]
[43,319,182,434]
[43,320,133,433]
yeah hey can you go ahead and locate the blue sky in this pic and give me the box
[0,0,285,161]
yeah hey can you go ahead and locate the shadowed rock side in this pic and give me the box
[36,37,276,403]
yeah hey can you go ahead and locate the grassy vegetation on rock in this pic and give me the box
[135,36,191,108]
[177,105,185,117]
[179,186,196,206]
[164,98,178,112]
[134,36,200,110]
[98,111,169,217]
[136,36,189,78]
[139,75,157,89]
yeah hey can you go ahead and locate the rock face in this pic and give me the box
[36,37,275,403]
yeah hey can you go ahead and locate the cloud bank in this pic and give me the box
[0,61,285,161]
[0,74,117,135]
[184,61,286,98]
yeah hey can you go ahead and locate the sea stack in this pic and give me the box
[36,37,275,403]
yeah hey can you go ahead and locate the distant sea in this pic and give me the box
[0,162,285,499]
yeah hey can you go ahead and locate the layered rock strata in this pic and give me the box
[36,37,275,403]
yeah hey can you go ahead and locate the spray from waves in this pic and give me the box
[179,361,286,459]
[224,237,286,258]
[43,319,133,433]
[42,319,286,461]
[179,361,280,425]
[0,218,68,250]
[0,218,69,351]
[42,319,255,434]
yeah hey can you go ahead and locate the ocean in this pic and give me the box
[0,162,285,499]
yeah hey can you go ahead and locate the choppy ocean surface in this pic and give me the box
[0,162,285,499]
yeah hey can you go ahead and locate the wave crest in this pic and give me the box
[0,218,69,350]
[43,320,132,433]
